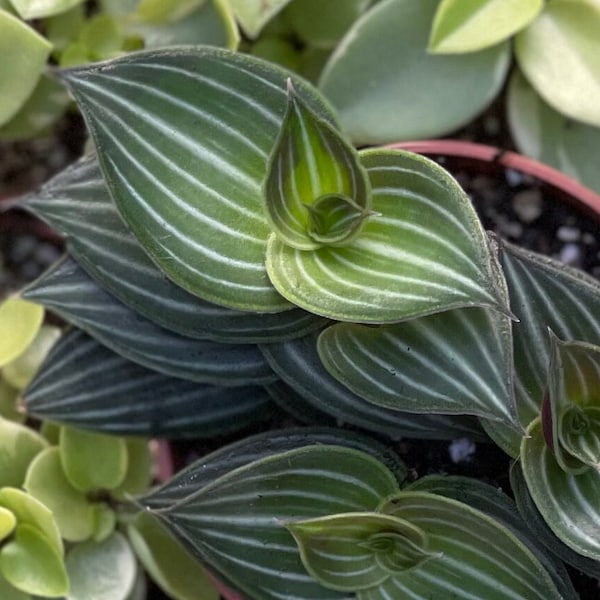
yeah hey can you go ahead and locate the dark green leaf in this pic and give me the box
[58,47,338,312]
[22,258,274,385]
[261,333,489,440]
[24,329,274,438]
[21,156,326,343]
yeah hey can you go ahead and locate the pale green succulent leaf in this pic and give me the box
[429,0,543,54]
[0,507,16,543]
[515,0,600,127]
[58,47,338,312]
[265,80,370,250]
[521,418,600,560]
[9,0,84,18]
[0,298,44,367]
[267,149,509,323]
[318,0,510,143]
[134,0,206,23]
[228,0,291,38]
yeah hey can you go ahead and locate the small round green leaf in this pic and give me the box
[3,325,61,390]
[9,0,85,19]
[24,447,94,542]
[65,532,137,600]
[0,488,63,556]
[134,0,205,23]
[0,379,22,423]
[0,572,31,600]
[0,11,51,126]
[60,426,128,492]
[319,0,510,143]
[90,504,116,543]
[0,298,44,367]
[228,0,292,38]
[128,511,219,600]
[0,418,48,487]
[0,523,68,597]
[515,0,600,127]
[112,439,152,499]
[0,507,16,543]
[429,0,543,54]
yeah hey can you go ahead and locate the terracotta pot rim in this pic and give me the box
[388,139,600,220]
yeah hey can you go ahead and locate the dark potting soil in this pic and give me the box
[2,105,600,598]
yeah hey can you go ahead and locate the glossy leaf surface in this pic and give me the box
[22,156,325,343]
[407,475,579,600]
[59,426,127,492]
[65,532,137,600]
[153,445,399,599]
[429,0,543,53]
[24,329,274,438]
[318,0,510,143]
[24,448,94,542]
[319,302,516,425]
[261,333,489,440]
[482,240,600,456]
[128,511,219,600]
[507,69,600,195]
[23,258,274,385]
[59,47,337,312]
[373,492,561,600]
[0,524,68,597]
[267,149,508,323]
[0,11,51,126]
[515,0,600,127]
[0,298,44,367]
[521,418,600,560]
[264,81,370,250]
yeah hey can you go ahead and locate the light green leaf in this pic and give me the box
[129,0,239,50]
[23,258,275,385]
[288,513,435,591]
[373,491,562,600]
[90,504,116,543]
[545,334,600,472]
[318,0,510,143]
[406,475,580,600]
[481,239,600,457]
[0,10,51,126]
[0,379,23,423]
[507,68,600,195]
[79,13,122,60]
[0,298,44,367]
[21,157,326,343]
[44,4,85,53]
[59,47,338,312]
[0,488,63,557]
[112,438,152,499]
[510,461,600,581]
[65,532,137,600]
[521,418,600,560]
[59,426,128,492]
[0,75,69,141]
[9,0,84,19]
[24,329,275,439]
[134,0,205,23]
[228,0,292,38]
[284,0,370,49]
[0,523,68,597]
[515,0,600,127]
[151,444,399,599]
[24,447,94,542]
[3,325,61,390]
[261,334,489,441]
[128,511,219,600]
[318,302,517,426]
[265,80,371,250]
[429,0,543,54]
[0,418,48,487]
[0,572,31,600]
[266,149,509,323]
[0,507,16,543]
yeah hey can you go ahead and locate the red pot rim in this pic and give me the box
[388,140,600,222]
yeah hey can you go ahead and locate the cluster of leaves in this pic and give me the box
[0,299,220,599]
[6,44,600,598]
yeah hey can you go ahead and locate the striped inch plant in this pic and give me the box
[9,46,600,598]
